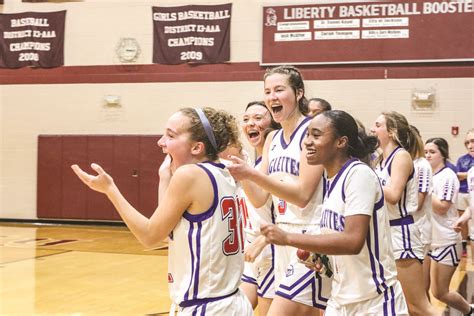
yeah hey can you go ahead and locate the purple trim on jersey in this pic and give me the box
[326,159,358,201]
[332,159,359,202]
[279,116,311,150]
[184,223,196,301]
[383,285,396,316]
[429,244,460,266]
[367,201,388,295]
[374,195,384,211]
[179,288,239,308]
[193,222,203,299]
[298,125,309,151]
[204,161,226,169]
[241,274,257,285]
[417,166,431,193]
[254,156,262,167]
[183,164,219,222]
[433,166,447,176]
[383,146,402,176]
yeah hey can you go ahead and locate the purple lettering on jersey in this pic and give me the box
[320,208,345,232]
[268,156,300,176]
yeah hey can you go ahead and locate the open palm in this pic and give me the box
[71,163,115,194]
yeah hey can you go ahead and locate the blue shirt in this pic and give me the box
[456,154,474,193]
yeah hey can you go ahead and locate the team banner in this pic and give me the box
[0,11,66,68]
[152,4,231,64]
[262,1,473,65]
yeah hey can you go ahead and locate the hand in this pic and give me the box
[71,163,115,195]
[226,155,254,181]
[260,224,289,246]
[302,258,324,273]
[452,217,467,232]
[244,236,267,263]
[159,155,173,179]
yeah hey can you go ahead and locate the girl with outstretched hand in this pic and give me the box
[72,107,252,316]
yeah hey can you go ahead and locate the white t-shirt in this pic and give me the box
[320,159,398,305]
[431,166,461,248]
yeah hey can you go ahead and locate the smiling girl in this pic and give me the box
[228,66,330,315]
[261,110,408,315]
[238,101,280,316]
[71,107,252,316]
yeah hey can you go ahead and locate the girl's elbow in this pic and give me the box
[141,235,165,249]
[349,243,364,255]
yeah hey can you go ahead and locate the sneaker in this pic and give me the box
[463,248,468,258]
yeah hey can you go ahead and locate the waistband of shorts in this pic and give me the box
[389,215,414,226]
[179,288,239,307]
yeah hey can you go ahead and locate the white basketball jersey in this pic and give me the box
[168,162,244,306]
[374,147,418,220]
[238,157,275,240]
[320,159,398,305]
[413,157,433,245]
[431,166,461,248]
[267,117,324,225]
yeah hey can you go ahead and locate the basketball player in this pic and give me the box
[238,101,280,316]
[371,112,437,315]
[307,98,332,117]
[71,107,252,315]
[228,66,331,315]
[261,110,408,315]
[425,137,472,315]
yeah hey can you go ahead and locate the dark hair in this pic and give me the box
[308,98,332,111]
[425,137,450,162]
[322,110,378,160]
[180,107,241,161]
[245,100,281,132]
[264,65,308,115]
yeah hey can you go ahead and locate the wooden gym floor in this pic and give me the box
[0,222,472,315]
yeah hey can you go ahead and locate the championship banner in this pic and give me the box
[262,1,473,65]
[0,11,66,68]
[152,4,231,64]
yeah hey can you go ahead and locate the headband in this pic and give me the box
[195,108,218,151]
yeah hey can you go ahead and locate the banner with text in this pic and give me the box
[0,11,66,68]
[262,1,473,65]
[152,4,231,64]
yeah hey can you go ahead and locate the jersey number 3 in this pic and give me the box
[221,197,244,256]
